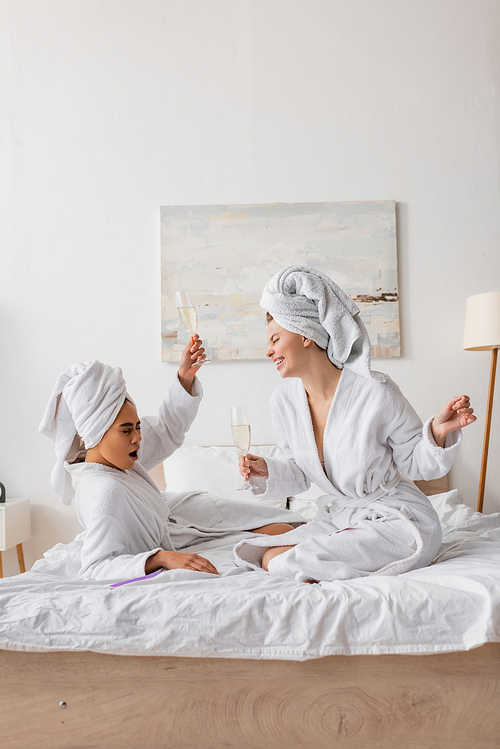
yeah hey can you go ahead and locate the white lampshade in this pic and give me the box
[463,292,500,351]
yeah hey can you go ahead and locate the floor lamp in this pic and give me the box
[463,291,500,513]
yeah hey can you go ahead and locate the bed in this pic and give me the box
[1,445,499,749]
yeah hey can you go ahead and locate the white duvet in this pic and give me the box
[0,490,499,661]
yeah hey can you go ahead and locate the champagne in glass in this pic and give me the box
[175,290,210,365]
[231,407,251,491]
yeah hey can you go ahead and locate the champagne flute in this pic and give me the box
[231,407,252,491]
[175,290,211,366]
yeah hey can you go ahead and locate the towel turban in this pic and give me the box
[39,361,134,504]
[260,265,386,382]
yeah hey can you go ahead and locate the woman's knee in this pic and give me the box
[251,523,294,536]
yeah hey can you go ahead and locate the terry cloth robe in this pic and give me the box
[69,377,303,581]
[233,369,461,582]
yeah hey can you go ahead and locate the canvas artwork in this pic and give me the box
[161,201,400,362]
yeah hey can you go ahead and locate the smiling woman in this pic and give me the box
[236,265,476,583]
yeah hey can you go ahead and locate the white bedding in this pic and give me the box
[0,490,499,661]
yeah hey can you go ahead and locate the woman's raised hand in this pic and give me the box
[431,395,476,447]
[178,334,206,392]
[239,453,269,481]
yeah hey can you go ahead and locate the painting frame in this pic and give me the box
[161,201,400,362]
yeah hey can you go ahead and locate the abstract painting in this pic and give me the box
[161,201,399,362]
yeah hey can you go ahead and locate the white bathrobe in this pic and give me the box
[69,377,303,581]
[234,369,461,582]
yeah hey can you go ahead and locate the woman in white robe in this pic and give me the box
[39,336,302,581]
[234,266,476,583]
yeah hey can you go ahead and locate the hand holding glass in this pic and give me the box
[231,407,252,491]
[175,291,210,366]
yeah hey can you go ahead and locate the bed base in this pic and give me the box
[2,643,499,748]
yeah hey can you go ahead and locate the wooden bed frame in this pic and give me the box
[2,644,499,748]
[2,474,499,748]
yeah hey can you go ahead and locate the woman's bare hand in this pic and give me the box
[431,395,476,447]
[145,550,219,575]
[177,334,206,393]
[239,453,269,481]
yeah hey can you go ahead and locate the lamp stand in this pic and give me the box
[477,347,498,513]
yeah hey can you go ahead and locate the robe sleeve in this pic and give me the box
[78,504,163,581]
[387,390,462,481]
[139,376,203,471]
[250,391,311,499]
[79,519,161,581]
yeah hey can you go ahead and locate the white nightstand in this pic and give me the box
[0,499,31,577]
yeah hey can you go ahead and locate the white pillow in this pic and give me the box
[163,445,288,508]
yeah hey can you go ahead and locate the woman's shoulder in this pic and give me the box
[370,372,404,399]
[72,463,128,500]
[347,369,406,406]
[347,368,397,390]
[269,379,302,407]
[75,472,135,526]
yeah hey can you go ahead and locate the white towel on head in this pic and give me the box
[260,265,386,382]
[39,361,133,505]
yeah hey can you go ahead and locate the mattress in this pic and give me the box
[0,489,498,661]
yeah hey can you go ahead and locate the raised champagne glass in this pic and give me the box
[175,290,211,366]
[231,406,252,491]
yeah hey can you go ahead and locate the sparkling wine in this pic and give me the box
[177,306,198,334]
[231,424,251,454]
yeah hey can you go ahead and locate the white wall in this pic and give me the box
[1,0,499,575]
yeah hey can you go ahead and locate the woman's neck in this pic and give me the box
[300,351,342,404]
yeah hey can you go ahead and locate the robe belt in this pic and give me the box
[317,473,403,513]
